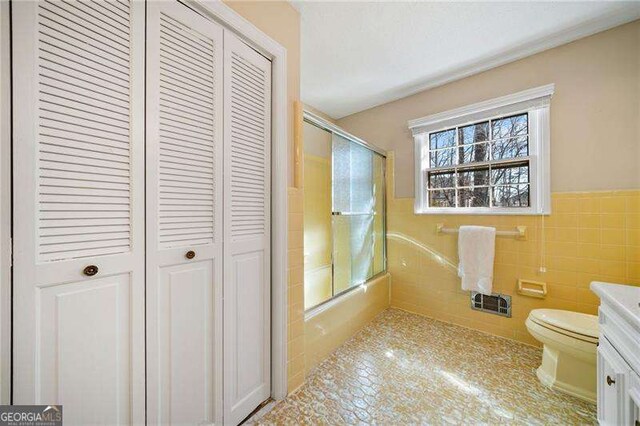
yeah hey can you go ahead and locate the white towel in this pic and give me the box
[458,226,496,295]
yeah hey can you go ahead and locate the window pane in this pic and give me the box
[459,142,489,164]
[428,170,455,189]
[491,136,528,160]
[458,167,489,187]
[492,184,530,207]
[459,121,489,144]
[492,163,529,185]
[430,147,455,168]
[429,189,456,207]
[458,187,489,208]
[491,113,528,139]
[429,129,455,150]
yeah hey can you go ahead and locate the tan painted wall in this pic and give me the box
[305,273,390,375]
[224,1,306,393]
[338,20,640,198]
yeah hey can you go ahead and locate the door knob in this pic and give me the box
[83,265,99,276]
[185,250,196,260]
[606,375,616,386]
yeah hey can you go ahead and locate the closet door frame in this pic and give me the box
[187,0,290,401]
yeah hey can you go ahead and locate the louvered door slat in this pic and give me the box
[42,1,130,47]
[40,95,129,128]
[36,1,133,262]
[39,39,130,80]
[66,1,129,34]
[41,142,129,163]
[40,78,130,113]
[39,4,130,58]
[88,0,129,26]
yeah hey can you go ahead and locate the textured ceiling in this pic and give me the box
[295,1,640,119]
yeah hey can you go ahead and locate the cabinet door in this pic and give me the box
[12,1,145,424]
[223,30,272,425]
[597,337,630,426]
[146,1,223,424]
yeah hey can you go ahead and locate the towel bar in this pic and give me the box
[436,223,527,239]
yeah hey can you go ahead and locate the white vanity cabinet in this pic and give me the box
[597,336,632,425]
[591,282,640,426]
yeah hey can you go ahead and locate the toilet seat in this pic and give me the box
[528,309,598,344]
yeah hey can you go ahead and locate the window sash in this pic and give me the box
[424,157,533,209]
[414,110,547,214]
[425,113,529,170]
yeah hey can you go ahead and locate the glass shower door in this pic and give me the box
[332,134,385,294]
[302,116,386,310]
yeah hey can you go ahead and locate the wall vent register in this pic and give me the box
[471,292,511,317]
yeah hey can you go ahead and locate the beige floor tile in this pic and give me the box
[253,309,596,425]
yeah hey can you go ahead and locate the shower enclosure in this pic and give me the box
[303,112,386,310]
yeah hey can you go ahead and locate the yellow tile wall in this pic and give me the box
[287,187,305,392]
[385,152,640,346]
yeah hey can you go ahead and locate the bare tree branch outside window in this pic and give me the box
[425,113,531,209]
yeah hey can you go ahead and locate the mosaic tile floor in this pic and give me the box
[254,309,596,425]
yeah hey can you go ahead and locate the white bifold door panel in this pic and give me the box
[146,1,223,424]
[223,30,272,425]
[12,1,145,424]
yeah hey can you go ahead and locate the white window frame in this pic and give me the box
[409,84,554,215]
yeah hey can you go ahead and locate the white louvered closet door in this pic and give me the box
[223,30,272,425]
[146,2,223,425]
[12,1,145,424]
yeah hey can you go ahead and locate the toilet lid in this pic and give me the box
[529,309,599,339]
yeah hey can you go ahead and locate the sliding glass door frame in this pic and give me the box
[303,111,387,157]
[302,111,387,312]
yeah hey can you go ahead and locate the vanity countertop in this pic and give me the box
[591,281,640,332]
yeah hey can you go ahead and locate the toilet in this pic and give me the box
[525,309,599,403]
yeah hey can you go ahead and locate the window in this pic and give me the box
[409,85,553,214]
